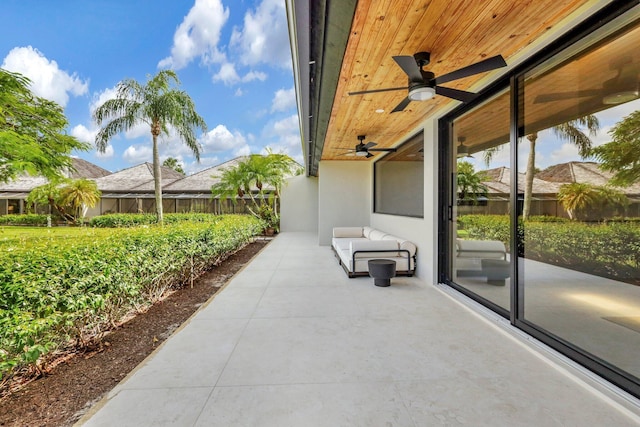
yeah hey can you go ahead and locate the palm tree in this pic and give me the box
[557,182,598,220]
[93,70,206,224]
[522,117,599,219]
[26,178,100,223]
[59,178,101,221]
[211,164,251,211]
[162,157,185,174]
[457,160,488,204]
[211,152,299,216]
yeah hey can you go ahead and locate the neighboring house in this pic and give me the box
[162,157,254,215]
[464,162,640,218]
[90,162,186,216]
[0,156,281,217]
[283,1,640,399]
[0,158,111,215]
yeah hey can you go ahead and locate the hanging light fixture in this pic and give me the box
[456,137,473,158]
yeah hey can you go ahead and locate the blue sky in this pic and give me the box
[0,0,301,174]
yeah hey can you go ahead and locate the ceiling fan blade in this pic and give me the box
[534,89,602,103]
[366,152,374,158]
[349,86,407,96]
[364,141,377,149]
[391,97,412,113]
[435,86,476,102]
[369,148,398,152]
[393,55,423,81]
[435,55,507,85]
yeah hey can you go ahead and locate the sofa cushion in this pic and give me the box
[368,229,388,241]
[362,226,374,239]
[456,239,506,259]
[382,235,417,257]
[332,237,367,252]
[333,227,364,238]
[399,240,417,257]
[350,240,399,258]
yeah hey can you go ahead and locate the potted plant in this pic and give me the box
[258,205,279,236]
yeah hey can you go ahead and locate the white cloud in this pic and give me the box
[547,142,581,166]
[242,70,267,82]
[2,46,88,107]
[212,62,267,85]
[230,0,291,68]
[125,123,149,140]
[123,145,153,164]
[158,0,229,70]
[260,114,302,160]
[235,88,244,97]
[90,86,119,113]
[271,87,295,112]
[271,114,299,135]
[198,124,247,152]
[185,155,220,174]
[96,144,115,159]
[71,124,98,144]
[213,62,240,84]
[234,144,252,157]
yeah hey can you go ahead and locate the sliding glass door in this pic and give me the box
[442,4,640,396]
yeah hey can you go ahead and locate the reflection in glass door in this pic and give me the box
[450,89,512,312]
[519,14,640,380]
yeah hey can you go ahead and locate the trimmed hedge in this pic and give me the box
[0,214,49,226]
[89,212,224,228]
[0,215,263,382]
[524,221,640,282]
[458,214,640,284]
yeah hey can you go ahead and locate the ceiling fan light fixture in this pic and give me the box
[355,150,369,157]
[602,90,639,105]
[408,86,436,101]
[457,143,472,158]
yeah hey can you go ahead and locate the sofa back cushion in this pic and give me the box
[368,229,388,241]
[333,227,363,238]
[456,239,505,259]
[362,226,374,239]
[350,240,399,258]
[382,234,417,257]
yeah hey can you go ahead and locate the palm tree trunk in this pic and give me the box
[152,134,164,224]
[523,133,537,220]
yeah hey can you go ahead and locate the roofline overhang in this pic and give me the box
[285,0,357,176]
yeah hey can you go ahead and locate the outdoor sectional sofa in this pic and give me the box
[331,227,417,278]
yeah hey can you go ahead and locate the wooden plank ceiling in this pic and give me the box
[322,0,592,160]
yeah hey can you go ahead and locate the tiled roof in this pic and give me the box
[94,163,184,192]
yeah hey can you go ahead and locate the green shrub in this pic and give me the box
[457,214,640,284]
[0,214,49,226]
[457,215,510,244]
[89,212,223,227]
[0,214,263,382]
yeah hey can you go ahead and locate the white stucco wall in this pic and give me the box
[370,118,439,283]
[280,175,319,232]
[318,161,371,245]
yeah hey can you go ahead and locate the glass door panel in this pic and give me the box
[519,14,640,378]
[450,89,512,311]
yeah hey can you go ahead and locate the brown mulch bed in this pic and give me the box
[0,239,269,427]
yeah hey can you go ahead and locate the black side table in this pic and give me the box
[368,259,396,287]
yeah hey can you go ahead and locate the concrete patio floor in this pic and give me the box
[78,232,640,426]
